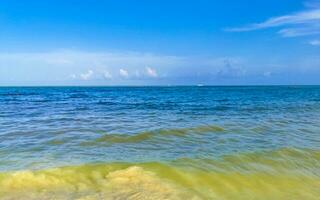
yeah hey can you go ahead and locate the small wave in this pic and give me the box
[96,101,117,106]
[69,93,90,99]
[0,92,39,96]
[82,125,225,145]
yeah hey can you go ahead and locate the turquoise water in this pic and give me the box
[0,86,320,199]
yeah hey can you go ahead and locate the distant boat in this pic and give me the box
[197,84,204,87]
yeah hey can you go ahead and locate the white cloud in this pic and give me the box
[119,69,129,78]
[80,70,94,80]
[3,49,313,85]
[309,39,320,45]
[227,9,320,31]
[145,67,158,77]
[103,71,112,79]
[0,50,184,84]
[226,8,320,38]
[278,25,320,37]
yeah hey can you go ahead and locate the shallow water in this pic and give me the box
[0,86,320,199]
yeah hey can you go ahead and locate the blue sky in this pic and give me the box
[0,0,320,85]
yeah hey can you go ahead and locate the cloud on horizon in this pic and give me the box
[80,70,94,80]
[103,71,112,80]
[0,49,319,85]
[145,67,158,78]
[0,50,182,83]
[119,69,129,78]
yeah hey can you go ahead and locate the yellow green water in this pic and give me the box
[1,148,319,200]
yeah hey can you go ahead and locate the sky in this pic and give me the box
[0,0,320,86]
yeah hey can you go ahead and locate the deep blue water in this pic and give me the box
[1,86,320,171]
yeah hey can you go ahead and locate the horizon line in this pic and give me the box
[1,84,320,87]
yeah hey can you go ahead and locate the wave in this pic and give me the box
[0,148,319,199]
[82,125,225,145]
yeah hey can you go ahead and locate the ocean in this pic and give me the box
[0,86,319,199]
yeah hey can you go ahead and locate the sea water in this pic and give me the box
[0,86,319,199]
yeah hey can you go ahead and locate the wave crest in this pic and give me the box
[83,125,225,145]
